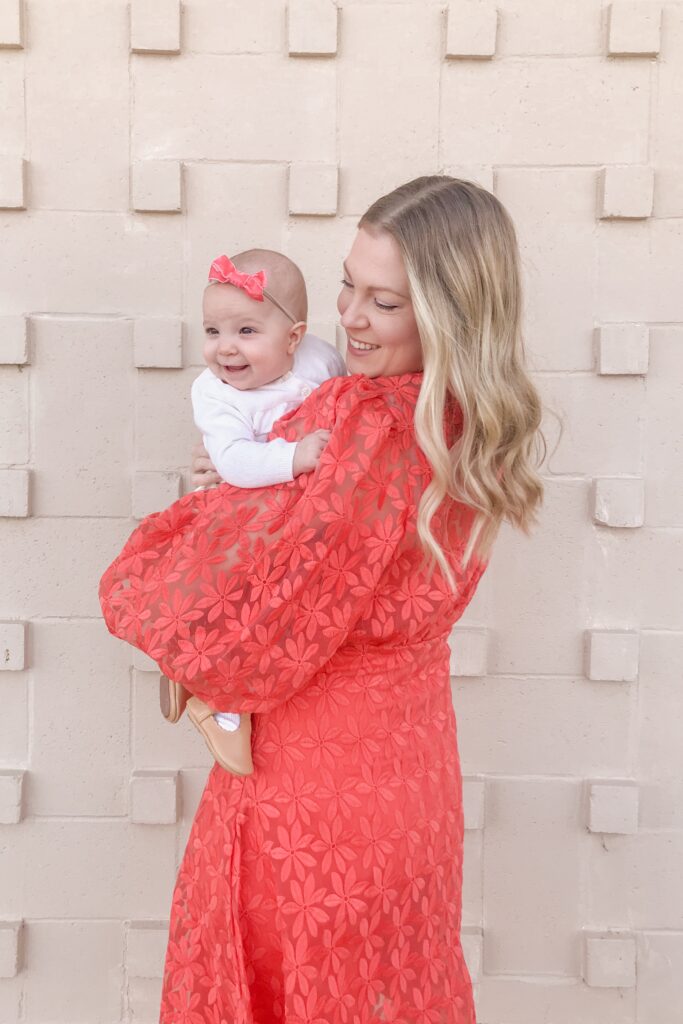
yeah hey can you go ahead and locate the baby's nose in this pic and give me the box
[217,335,239,353]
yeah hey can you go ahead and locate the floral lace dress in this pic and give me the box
[99,371,489,1024]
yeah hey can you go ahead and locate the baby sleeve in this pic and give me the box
[192,371,299,488]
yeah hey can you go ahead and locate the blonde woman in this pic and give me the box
[100,176,545,1023]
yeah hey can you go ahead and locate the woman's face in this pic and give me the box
[337,227,424,378]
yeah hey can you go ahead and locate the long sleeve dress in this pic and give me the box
[99,370,489,1024]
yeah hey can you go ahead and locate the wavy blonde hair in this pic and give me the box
[359,176,547,591]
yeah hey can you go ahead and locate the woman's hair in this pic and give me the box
[359,175,548,592]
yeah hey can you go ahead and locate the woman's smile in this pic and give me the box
[347,336,380,354]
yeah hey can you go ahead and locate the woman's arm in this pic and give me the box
[100,387,420,714]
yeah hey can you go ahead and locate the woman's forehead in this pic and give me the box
[345,227,409,291]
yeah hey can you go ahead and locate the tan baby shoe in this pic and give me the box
[187,697,254,776]
[160,674,189,724]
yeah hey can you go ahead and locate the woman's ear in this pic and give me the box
[286,321,307,354]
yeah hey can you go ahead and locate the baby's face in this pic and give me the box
[202,284,297,391]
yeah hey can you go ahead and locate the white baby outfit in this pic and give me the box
[192,332,347,731]
[192,332,347,488]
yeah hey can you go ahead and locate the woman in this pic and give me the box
[100,176,545,1023]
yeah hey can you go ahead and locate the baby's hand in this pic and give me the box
[292,429,331,477]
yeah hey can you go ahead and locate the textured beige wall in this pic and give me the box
[1,0,682,1021]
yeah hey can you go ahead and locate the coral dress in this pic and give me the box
[99,371,488,1024]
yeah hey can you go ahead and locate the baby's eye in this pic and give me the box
[375,299,398,311]
[239,327,256,335]
[204,327,218,335]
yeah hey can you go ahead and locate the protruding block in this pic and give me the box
[132,471,182,520]
[463,777,486,830]
[446,1,498,59]
[598,166,654,219]
[593,477,644,528]
[584,933,636,987]
[289,163,338,216]
[595,324,649,375]
[588,782,639,834]
[126,921,168,977]
[586,629,639,682]
[449,627,489,677]
[0,0,23,48]
[0,315,29,364]
[134,318,183,368]
[607,3,662,57]
[131,160,182,213]
[0,920,23,978]
[0,469,30,518]
[0,770,25,824]
[288,0,337,56]
[0,621,27,671]
[130,770,178,824]
[131,0,180,54]
[0,156,26,209]
[461,926,483,981]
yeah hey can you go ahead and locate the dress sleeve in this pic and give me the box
[99,380,421,714]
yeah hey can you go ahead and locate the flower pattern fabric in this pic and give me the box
[99,372,489,1024]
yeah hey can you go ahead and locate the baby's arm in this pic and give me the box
[191,373,328,488]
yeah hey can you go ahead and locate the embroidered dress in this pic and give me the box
[99,371,488,1024]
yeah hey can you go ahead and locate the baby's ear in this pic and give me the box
[287,321,307,354]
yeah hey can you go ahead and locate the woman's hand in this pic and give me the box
[191,441,221,489]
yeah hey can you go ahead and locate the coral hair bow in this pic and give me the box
[208,255,266,301]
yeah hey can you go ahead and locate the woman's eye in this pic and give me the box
[375,300,398,311]
[340,278,353,288]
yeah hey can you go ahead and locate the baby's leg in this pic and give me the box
[214,711,240,732]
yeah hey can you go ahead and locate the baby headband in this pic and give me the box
[208,254,298,324]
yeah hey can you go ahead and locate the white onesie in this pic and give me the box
[191,331,347,732]
[192,332,347,488]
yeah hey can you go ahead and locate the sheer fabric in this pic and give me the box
[100,372,488,1023]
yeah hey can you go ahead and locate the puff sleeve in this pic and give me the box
[99,376,425,714]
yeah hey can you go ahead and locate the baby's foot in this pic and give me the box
[187,698,254,776]
[160,675,189,723]
[214,711,240,732]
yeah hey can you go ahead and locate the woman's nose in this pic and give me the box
[340,298,369,331]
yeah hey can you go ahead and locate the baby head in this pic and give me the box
[202,249,308,391]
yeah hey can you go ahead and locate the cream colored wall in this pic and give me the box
[0,0,681,1020]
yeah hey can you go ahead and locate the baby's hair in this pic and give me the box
[360,175,547,592]
[228,248,308,323]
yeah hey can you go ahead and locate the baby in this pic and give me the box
[160,249,347,776]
